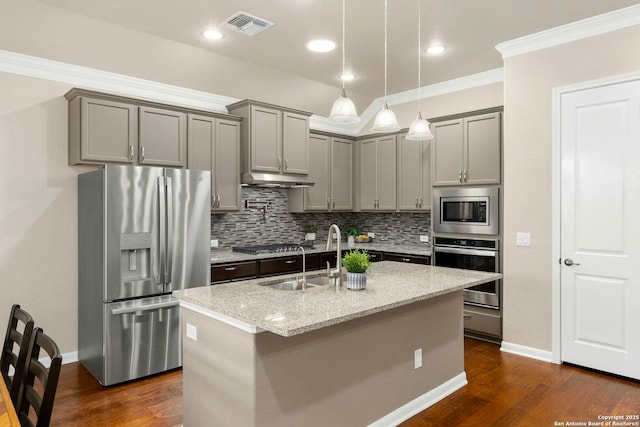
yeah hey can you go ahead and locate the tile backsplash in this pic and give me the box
[212,187,431,248]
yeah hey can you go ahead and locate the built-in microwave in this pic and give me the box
[433,187,499,235]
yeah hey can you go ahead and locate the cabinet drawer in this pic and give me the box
[384,253,430,265]
[463,309,502,337]
[259,255,319,276]
[211,261,257,284]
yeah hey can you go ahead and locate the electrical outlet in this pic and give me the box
[210,239,219,248]
[186,323,197,341]
[368,232,375,238]
[419,235,430,243]
[414,348,422,369]
[516,232,531,247]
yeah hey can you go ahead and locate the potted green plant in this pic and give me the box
[341,249,372,290]
[344,225,359,248]
[304,224,317,241]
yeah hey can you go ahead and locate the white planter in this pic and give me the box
[346,272,367,290]
[305,233,316,241]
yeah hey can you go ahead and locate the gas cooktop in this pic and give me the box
[232,243,315,255]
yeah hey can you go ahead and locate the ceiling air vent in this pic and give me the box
[223,11,274,36]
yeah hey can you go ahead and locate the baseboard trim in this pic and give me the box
[368,372,468,427]
[501,341,553,363]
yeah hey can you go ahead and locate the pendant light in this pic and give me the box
[371,0,400,133]
[328,0,360,124]
[405,0,434,141]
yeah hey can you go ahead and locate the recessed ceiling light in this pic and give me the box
[340,72,355,81]
[203,29,224,40]
[426,45,446,55]
[306,39,336,53]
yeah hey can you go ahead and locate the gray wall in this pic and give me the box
[212,187,431,248]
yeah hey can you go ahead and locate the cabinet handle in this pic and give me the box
[463,169,468,182]
[284,260,297,264]
[415,196,419,208]
[129,145,134,161]
[224,267,238,271]
[284,158,288,171]
[277,157,282,170]
[332,197,336,209]
[458,169,463,183]
[215,194,221,208]
[326,196,330,209]
[418,197,422,208]
[401,257,411,262]
[140,146,145,161]
[211,195,215,209]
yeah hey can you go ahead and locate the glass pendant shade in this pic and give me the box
[371,102,400,132]
[405,112,434,140]
[328,88,360,124]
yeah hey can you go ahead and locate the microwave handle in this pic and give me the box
[434,246,497,258]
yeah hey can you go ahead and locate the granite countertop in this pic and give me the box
[210,242,432,264]
[174,261,501,337]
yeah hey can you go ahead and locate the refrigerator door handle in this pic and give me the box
[165,176,174,290]
[158,176,166,285]
[110,299,179,315]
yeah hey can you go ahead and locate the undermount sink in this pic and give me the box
[260,276,331,291]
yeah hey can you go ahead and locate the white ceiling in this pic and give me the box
[35,0,640,99]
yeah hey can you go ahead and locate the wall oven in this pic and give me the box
[433,187,499,235]
[433,237,500,309]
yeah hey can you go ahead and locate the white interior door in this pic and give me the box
[560,78,640,380]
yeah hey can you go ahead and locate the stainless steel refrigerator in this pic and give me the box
[77,165,211,386]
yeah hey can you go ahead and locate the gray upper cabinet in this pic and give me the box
[187,114,241,211]
[397,134,431,210]
[282,112,310,174]
[288,134,353,212]
[432,112,502,186]
[68,95,137,164]
[138,106,187,167]
[358,135,397,211]
[67,89,192,168]
[227,100,311,177]
[331,137,353,210]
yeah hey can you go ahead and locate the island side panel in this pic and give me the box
[182,291,464,427]
[182,308,259,427]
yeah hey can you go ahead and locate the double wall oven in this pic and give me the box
[432,186,502,342]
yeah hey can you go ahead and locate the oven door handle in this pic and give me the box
[434,247,498,258]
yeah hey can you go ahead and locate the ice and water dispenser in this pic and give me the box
[120,233,153,288]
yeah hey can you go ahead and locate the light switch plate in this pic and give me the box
[516,232,531,247]
[368,232,375,238]
[419,235,430,243]
[210,239,219,248]
[414,348,422,369]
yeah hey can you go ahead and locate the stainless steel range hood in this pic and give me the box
[241,172,314,188]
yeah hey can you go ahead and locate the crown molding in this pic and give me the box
[0,49,236,112]
[496,4,640,58]
[0,48,502,135]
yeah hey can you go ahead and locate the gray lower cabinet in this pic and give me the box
[358,136,397,211]
[138,106,187,167]
[432,112,501,186]
[288,134,353,212]
[187,114,242,211]
[397,134,431,211]
[68,95,138,164]
[228,100,311,177]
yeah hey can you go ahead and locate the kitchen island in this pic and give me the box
[174,261,501,427]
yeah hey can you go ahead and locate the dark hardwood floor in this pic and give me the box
[50,338,639,426]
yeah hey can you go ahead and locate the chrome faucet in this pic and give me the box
[296,246,307,291]
[325,224,342,288]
